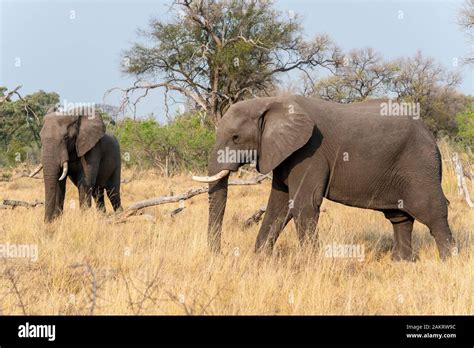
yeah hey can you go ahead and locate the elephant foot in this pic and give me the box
[300,238,320,254]
[254,242,274,256]
[208,241,221,254]
[437,243,458,261]
[391,251,416,262]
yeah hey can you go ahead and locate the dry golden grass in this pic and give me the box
[0,142,473,315]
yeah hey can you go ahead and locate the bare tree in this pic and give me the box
[304,49,466,136]
[459,0,474,64]
[310,48,395,103]
[390,51,461,101]
[110,0,341,124]
[390,51,465,135]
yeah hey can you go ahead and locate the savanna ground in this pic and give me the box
[0,141,472,315]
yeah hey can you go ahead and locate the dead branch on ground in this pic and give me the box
[115,174,270,222]
[244,205,267,228]
[0,199,44,209]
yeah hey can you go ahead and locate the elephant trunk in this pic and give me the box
[205,144,241,253]
[208,175,229,253]
[41,142,68,222]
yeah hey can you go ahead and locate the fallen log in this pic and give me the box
[229,174,270,185]
[244,205,267,228]
[169,206,186,218]
[15,172,42,180]
[124,186,208,214]
[0,171,42,181]
[115,174,270,221]
[0,199,44,209]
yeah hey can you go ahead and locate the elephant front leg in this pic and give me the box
[289,174,327,250]
[255,180,292,254]
[55,177,66,216]
[292,202,321,249]
[78,183,92,209]
[79,152,100,209]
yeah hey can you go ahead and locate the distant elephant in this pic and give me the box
[31,108,122,222]
[193,95,457,260]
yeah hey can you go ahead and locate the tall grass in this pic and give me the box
[0,142,472,315]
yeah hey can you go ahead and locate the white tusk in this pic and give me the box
[29,164,43,177]
[192,170,230,183]
[58,161,68,181]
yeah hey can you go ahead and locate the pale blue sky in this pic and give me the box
[1,0,472,121]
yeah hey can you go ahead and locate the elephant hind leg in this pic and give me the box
[105,169,122,212]
[403,186,456,260]
[106,186,121,212]
[92,187,106,213]
[426,218,456,260]
[383,210,414,261]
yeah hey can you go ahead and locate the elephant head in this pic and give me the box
[39,108,105,222]
[193,96,314,252]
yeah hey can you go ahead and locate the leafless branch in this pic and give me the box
[104,80,207,117]
[121,265,163,315]
[0,85,22,103]
[0,85,41,124]
[244,205,267,228]
[0,199,44,209]
[4,268,28,315]
[70,262,98,315]
[115,174,270,222]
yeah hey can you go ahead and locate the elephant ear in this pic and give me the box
[76,111,106,157]
[258,100,314,174]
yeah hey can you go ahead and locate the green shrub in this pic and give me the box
[455,104,474,151]
[112,112,215,174]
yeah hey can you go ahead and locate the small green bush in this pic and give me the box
[112,112,215,174]
[455,105,474,151]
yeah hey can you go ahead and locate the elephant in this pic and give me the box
[30,108,122,222]
[193,95,457,261]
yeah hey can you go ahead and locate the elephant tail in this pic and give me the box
[436,146,443,182]
[435,146,450,207]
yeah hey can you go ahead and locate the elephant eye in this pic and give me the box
[232,134,240,144]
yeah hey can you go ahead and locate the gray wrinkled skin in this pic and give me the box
[40,111,122,222]
[207,95,456,261]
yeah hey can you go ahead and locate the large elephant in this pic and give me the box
[31,108,122,222]
[193,95,457,260]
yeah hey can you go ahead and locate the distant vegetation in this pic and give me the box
[111,112,215,175]
[1,0,473,170]
[0,89,216,173]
